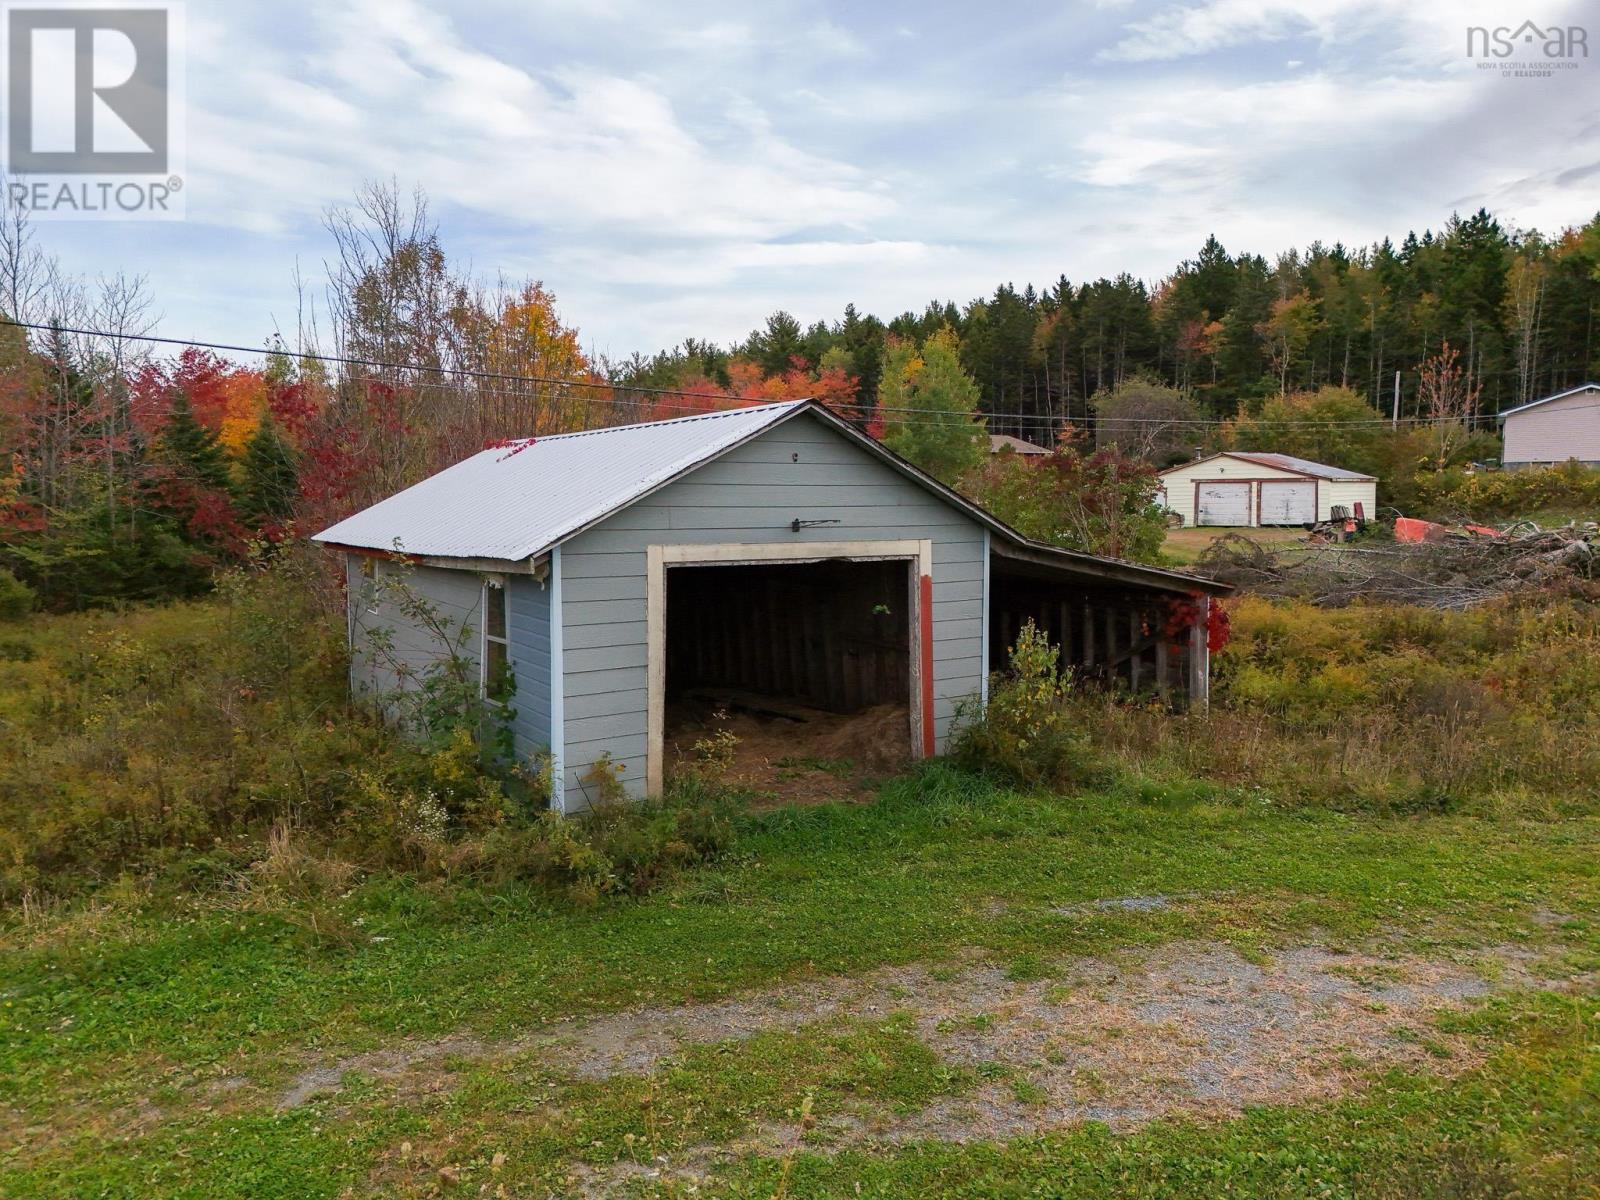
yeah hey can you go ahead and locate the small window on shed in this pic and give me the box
[482,578,510,704]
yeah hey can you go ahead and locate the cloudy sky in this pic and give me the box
[47,0,1600,360]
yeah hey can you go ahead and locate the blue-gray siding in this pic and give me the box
[344,554,558,787]
[507,575,553,762]
[557,412,987,809]
[345,556,485,725]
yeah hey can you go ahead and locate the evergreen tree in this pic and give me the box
[1216,254,1273,407]
[157,392,234,494]
[1189,234,1238,319]
[239,415,299,528]
[962,283,1039,421]
[838,303,886,408]
[799,319,835,368]
[1437,209,1512,407]
[748,310,804,375]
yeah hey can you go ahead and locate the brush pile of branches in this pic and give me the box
[1196,525,1597,608]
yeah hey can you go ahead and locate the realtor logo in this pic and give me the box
[2,2,184,218]
[8,5,167,171]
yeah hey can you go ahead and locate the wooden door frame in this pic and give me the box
[645,539,935,795]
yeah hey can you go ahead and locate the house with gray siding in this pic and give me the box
[1499,383,1600,468]
[315,400,1228,812]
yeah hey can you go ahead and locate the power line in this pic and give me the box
[1,317,1543,430]
[2,318,760,406]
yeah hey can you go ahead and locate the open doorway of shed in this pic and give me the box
[663,559,913,805]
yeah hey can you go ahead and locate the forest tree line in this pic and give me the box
[3,181,1598,612]
[615,208,1600,443]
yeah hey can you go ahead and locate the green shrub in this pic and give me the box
[454,785,739,905]
[0,568,34,621]
[1413,461,1600,522]
[951,621,1100,792]
[0,636,34,661]
[0,552,746,906]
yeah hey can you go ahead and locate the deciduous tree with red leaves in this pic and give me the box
[960,426,1167,561]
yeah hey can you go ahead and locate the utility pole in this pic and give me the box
[1392,370,1401,429]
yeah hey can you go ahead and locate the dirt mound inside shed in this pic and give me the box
[666,693,910,807]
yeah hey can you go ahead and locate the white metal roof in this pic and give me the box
[1227,452,1376,482]
[1496,382,1600,420]
[315,398,1231,596]
[1161,451,1375,483]
[313,401,809,561]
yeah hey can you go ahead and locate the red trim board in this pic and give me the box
[919,571,935,757]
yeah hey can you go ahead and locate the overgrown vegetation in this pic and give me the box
[1086,594,1600,813]
[1415,460,1600,523]
[952,593,1600,816]
[0,556,739,906]
[9,559,1600,907]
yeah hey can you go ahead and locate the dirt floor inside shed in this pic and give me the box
[665,691,911,807]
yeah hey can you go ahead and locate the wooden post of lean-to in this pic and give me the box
[1188,596,1210,711]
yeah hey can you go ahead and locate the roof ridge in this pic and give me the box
[1498,380,1600,418]
[494,399,809,447]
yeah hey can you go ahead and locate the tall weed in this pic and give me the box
[951,621,1101,791]
[1082,594,1600,813]
[0,554,742,905]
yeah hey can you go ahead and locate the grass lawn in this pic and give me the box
[4,766,1599,1198]
[1162,525,1308,566]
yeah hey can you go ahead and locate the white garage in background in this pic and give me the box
[1158,453,1377,528]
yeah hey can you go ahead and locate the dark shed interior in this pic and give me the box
[663,559,915,798]
[988,554,1198,702]
[665,559,911,714]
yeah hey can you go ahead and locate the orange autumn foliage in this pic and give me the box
[217,371,268,453]
[726,356,862,418]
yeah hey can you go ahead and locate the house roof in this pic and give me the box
[989,433,1048,456]
[314,400,1230,596]
[1496,382,1600,420]
[1160,451,1376,483]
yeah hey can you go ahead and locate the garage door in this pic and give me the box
[1196,482,1252,526]
[1258,480,1315,525]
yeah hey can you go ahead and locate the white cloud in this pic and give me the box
[667,22,755,53]
[1099,0,1335,63]
[1094,0,1548,65]
[804,19,868,59]
[43,0,1600,361]
[186,0,893,244]
[554,238,933,290]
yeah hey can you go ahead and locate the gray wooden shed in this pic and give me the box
[314,400,1228,811]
